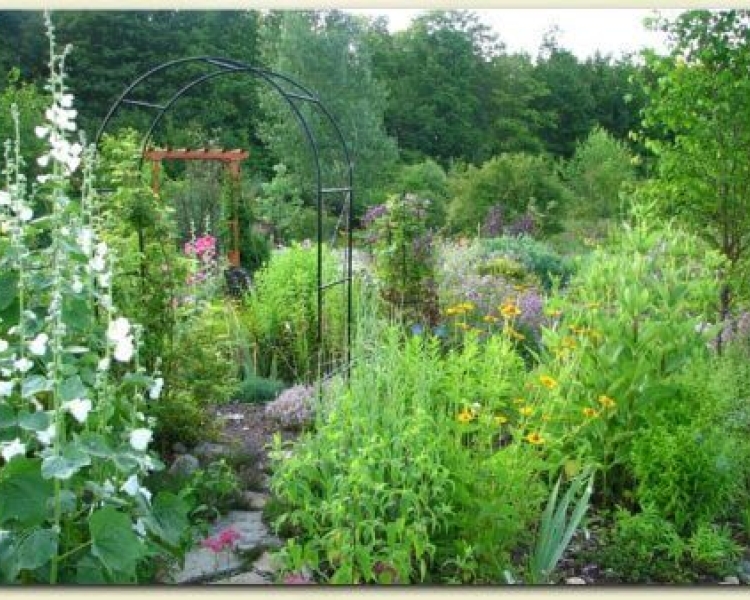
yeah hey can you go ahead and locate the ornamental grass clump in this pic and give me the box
[265,384,315,430]
[0,14,190,584]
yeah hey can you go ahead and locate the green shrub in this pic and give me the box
[601,508,688,583]
[169,300,241,404]
[269,296,546,583]
[564,126,636,220]
[631,425,740,534]
[241,243,349,383]
[387,159,450,228]
[481,235,574,290]
[446,153,573,235]
[151,391,215,452]
[233,374,286,404]
[687,523,741,578]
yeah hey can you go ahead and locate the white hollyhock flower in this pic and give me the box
[77,227,93,255]
[0,380,13,397]
[0,339,8,353]
[1,438,26,462]
[97,272,111,288]
[64,397,92,424]
[28,333,49,356]
[120,474,140,497]
[97,357,110,372]
[114,338,134,363]
[35,126,49,139]
[36,423,56,446]
[129,428,152,452]
[71,278,83,294]
[14,357,33,373]
[0,190,10,206]
[107,317,130,343]
[133,518,147,538]
[18,206,33,222]
[60,93,74,109]
[120,475,151,502]
[37,154,50,168]
[148,377,164,400]
[95,241,107,257]
[90,255,105,272]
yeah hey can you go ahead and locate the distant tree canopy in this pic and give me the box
[0,8,647,219]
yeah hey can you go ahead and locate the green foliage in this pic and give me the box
[446,153,572,235]
[601,508,688,583]
[480,235,574,291]
[387,159,450,228]
[169,300,240,404]
[631,425,740,534]
[183,459,242,523]
[528,468,595,584]
[639,10,750,311]
[254,164,304,244]
[365,193,439,325]
[241,243,348,383]
[96,130,188,373]
[151,391,213,451]
[233,374,286,404]
[534,209,724,504]
[564,126,636,220]
[687,523,741,578]
[0,70,48,168]
[259,10,397,215]
[269,297,549,583]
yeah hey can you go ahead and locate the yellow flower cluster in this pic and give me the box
[500,302,521,318]
[445,302,475,317]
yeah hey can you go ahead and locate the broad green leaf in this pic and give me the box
[59,375,87,402]
[77,432,113,458]
[41,445,91,480]
[144,492,189,547]
[22,375,52,399]
[0,458,53,527]
[0,530,19,583]
[16,528,58,572]
[0,404,16,428]
[90,507,146,577]
[62,296,92,332]
[76,553,109,584]
[18,410,51,432]
[0,271,19,311]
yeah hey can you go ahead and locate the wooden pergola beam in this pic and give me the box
[144,147,249,162]
[143,146,249,268]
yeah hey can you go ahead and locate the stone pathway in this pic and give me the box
[167,504,283,584]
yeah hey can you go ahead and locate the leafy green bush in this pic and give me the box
[532,210,724,505]
[241,243,349,383]
[631,425,740,534]
[564,125,636,220]
[687,523,741,578]
[269,295,548,583]
[233,374,286,404]
[481,235,574,290]
[151,391,215,452]
[364,193,439,325]
[446,153,573,235]
[387,159,450,228]
[601,508,688,583]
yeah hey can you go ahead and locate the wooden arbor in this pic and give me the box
[144,147,249,267]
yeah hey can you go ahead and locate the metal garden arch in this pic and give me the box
[94,56,355,374]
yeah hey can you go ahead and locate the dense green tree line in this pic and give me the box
[1,10,643,163]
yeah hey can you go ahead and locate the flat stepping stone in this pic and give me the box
[168,510,282,583]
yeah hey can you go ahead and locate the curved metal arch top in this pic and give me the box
[95,56,355,375]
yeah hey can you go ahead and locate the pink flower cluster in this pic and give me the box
[201,527,241,553]
[282,571,314,584]
[184,234,217,259]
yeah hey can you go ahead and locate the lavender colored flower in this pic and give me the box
[265,385,315,429]
[507,212,536,237]
[362,204,388,228]
[482,204,505,238]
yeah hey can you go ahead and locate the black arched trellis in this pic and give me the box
[94,56,355,375]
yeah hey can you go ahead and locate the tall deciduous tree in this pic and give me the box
[258,10,397,216]
[371,10,501,166]
[639,9,750,320]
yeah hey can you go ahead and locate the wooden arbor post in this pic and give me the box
[143,147,249,267]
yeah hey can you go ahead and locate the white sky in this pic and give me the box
[346,8,682,59]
